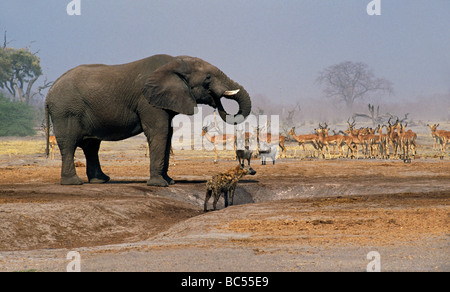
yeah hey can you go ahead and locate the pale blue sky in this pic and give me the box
[1,0,449,106]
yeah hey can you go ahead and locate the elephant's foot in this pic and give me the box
[147,176,169,187]
[61,175,84,185]
[163,174,175,185]
[89,174,110,184]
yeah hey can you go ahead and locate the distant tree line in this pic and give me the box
[0,91,36,136]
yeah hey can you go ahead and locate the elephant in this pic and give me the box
[45,54,252,186]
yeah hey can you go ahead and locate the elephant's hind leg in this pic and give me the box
[162,126,175,185]
[56,136,83,185]
[81,139,110,184]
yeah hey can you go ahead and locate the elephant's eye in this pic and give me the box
[203,74,212,87]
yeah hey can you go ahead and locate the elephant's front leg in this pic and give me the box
[146,133,170,187]
[139,106,176,187]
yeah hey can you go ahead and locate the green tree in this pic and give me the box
[0,46,51,104]
[0,91,36,136]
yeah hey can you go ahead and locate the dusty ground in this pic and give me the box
[0,132,449,272]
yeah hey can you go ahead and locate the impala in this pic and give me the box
[427,124,450,159]
[438,131,450,159]
[375,124,388,159]
[427,124,441,150]
[44,124,58,160]
[395,122,417,162]
[288,127,320,158]
[316,123,345,158]
[427,124,448,152]
[357,131,377,159]
[254,126,287,158]
[344,119,363,159]
[48,135,58,160]
[386,118,400,159]
[202,125,237,163]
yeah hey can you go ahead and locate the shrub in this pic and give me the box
[0,93,36,136]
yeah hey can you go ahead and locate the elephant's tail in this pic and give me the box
[45,104,50,158]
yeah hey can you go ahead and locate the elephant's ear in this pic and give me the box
[142,59,197,115]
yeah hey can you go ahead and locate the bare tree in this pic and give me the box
[284,101,301,126]
[317,61,394,114]
[353,104,394,126]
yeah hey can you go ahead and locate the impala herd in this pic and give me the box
[288,118,420,162]
[43,119,450,162]
[199,118,450,163]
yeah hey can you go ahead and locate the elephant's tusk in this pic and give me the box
[223,89,240,96]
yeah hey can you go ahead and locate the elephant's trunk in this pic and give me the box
[215,82,252,125]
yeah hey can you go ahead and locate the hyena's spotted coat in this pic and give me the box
[204,164,256,212]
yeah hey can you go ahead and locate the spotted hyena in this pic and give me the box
[204,164,256,212]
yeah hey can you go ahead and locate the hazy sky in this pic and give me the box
[1,0,449,106]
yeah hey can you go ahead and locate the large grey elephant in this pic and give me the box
[45,55,252,186]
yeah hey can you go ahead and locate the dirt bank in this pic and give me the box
[0,135,449,271]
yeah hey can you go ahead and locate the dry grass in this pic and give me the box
[0,139,46,157]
